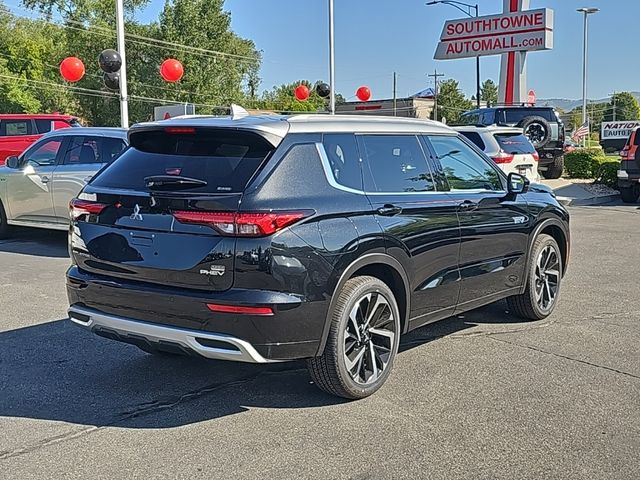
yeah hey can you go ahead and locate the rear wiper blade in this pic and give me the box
[144,175,207,190]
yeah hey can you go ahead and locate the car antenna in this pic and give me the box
[230,104,249,120]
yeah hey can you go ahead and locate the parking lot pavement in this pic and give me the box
[1,202,639,480]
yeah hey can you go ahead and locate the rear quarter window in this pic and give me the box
[91,129,274,194]
[459,131,486,151]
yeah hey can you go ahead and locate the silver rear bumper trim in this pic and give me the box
[68,306,280,363]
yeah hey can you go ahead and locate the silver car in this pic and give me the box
[0,127,128,237]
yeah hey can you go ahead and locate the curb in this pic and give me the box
[557,193,620,207]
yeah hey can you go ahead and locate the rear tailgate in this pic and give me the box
[70,127,276,292]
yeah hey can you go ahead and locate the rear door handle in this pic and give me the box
[458,200,479,212]
[377,205,402,216]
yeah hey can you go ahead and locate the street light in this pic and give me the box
[577,7,599,136]
[427,0,480,109]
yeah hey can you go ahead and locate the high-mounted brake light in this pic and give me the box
[173,210,310,237]
[492,151,515,164]
[69,198,109,220]
[164,127,196,134]
[206,303,274,316]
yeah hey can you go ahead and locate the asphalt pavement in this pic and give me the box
[1,202,638,480]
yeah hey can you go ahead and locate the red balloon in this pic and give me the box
[356,86,371,102]
[160,59,184,82]
[59,57,85,82]
[294,84,310,101]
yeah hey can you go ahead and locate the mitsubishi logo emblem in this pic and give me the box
[130,204,143,221]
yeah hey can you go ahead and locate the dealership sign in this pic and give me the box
[601,121,640,140]
[435,8,554,60]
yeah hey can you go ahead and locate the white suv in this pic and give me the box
[454,126,540,183]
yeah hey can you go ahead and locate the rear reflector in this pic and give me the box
[173,210,311,236]
[206,303,274,316]
[69,198,108,219]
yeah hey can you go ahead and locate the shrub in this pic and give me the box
[594,159,620,188]
[564,148,607,178]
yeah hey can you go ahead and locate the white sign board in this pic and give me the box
[601,121,640,141]
[435,8,554,60]
[154,104,195,121]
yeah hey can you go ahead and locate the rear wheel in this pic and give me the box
[619,186,640,203]
[307,276,400,399]
[507,234,562,320]
[541,156,564,179]
[0,200,10,239]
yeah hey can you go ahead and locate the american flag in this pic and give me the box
[571,121,590,142]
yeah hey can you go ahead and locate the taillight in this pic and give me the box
[172,210,311,236]
[206,303,274,316]
[532,151,540,161]
[492,151,515,164]
[69,198,108,220]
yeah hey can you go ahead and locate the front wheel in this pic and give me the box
[307,276,401,399]
[619,186,640,204]
[507,234,563,320]
[0,200,10,239]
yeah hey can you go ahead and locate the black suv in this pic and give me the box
[67,113,570,399]
[459,107,566,179]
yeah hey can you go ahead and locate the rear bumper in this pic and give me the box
[66,266,327,361]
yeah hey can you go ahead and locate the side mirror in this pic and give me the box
[5,156,19,169]
[507,172,529,194]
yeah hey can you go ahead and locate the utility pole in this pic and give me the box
[393,72,397,116]
[115,0,128,128]
[428,69,445,122]
[612,91,617,121]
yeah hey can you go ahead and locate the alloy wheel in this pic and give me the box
[525,123,547,144]
[343,292,396,385]
[534,244,560,311]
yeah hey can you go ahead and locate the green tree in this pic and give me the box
[434,79,473,124]
[253,80,343,113]
[604,92,640,122]
[480,79,498,106]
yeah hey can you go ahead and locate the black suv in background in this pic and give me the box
[459,106,566,179]
[67,112,570,399]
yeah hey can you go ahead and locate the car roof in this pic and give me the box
[41,127,129,140]
[0,113,76,120]
[130,113,456,141]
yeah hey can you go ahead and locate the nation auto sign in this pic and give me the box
[435,8,554,60]
[601,121,640,141]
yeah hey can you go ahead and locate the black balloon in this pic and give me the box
[316,82,331,98]
[98,49,122,73]
[103,72,120,90]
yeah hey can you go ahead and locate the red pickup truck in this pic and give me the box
[0,114,80,165]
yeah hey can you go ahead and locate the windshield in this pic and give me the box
[90,129,274,194]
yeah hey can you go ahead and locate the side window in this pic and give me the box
[361,135,434,193]
[322,133,362,190]
[481,111,496,125]
[428,135,503,191]
[102,138,127,163]
[23,139,63,166]
[459,131,486,151]
[2,120,31,136]
[63,137,101,164]
[35,119,53,134]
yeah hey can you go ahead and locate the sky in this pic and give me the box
[133,0,637,102]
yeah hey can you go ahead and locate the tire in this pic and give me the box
[541,156,564,179]
[0,200,10,239]
[519,116,552,149]
[507,234,562,321]
[619,186,640,204]
[307,276,401,399]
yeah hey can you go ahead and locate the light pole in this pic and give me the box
[427,0,480,109]
[577,7,599,135]
[115,0,129,128]
[328,0,336,114]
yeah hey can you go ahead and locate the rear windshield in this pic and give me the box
[91,129,274,194]
[503,109,555,123]
[494,133,536,154]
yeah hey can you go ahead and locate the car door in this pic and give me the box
[425,134,530,311]
[358,134,461,327]
[4,136,64,224]
[51,136,114,224]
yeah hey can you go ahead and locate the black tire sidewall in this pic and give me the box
[526,235,562,318]
[0,200,9,238]
[620,186,639,203]
[333,278,401,398]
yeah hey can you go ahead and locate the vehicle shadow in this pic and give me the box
[0,301,531,429]
[0,227,68,258]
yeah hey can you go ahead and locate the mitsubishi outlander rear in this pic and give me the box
[68,111,570,399]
